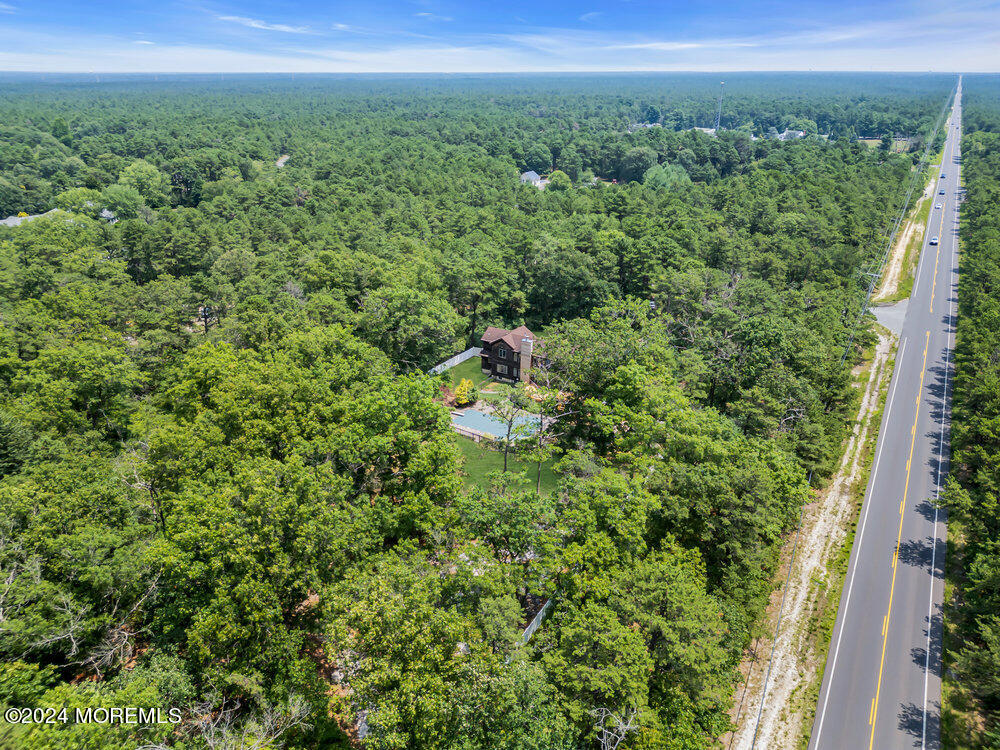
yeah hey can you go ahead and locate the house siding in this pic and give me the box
[482,341,519,381]
[480,338,544,383]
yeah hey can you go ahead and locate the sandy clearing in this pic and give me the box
[724,327,896,750]
[725,109,951,750]
[874,179,933,302]
[276,154,290,168]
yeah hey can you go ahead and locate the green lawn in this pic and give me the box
[444,356,492,388]
[454,435,559,494]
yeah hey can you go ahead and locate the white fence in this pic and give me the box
[521,599,552,644]
[428,347,482,375]
[433,346,552,645]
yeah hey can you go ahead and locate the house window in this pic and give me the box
[496,364,508,375]
[512,368,519,380]
[498,348,507,359]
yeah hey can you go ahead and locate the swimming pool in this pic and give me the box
[451,409,540,438]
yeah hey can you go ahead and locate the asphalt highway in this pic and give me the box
[809,80,961,750]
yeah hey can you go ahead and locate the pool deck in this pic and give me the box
[449,406,543,443]
[450,416,492,443]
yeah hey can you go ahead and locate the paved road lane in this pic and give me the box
[809,79,961,750]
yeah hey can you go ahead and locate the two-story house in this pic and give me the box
[480,325,544,383]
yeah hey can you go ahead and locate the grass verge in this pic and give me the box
[939,146,986,749]
[881,193,934,304]
[877,141,945,305]
[940,518,985,749]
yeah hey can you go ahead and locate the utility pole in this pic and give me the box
[714,81,725,132]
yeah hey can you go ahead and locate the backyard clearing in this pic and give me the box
[454,435,557,493]
[725,328,897,749]
[443,356,491,388]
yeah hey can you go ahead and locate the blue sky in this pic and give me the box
[1,0,998,72]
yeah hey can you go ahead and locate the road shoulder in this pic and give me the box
[724,328,898,749]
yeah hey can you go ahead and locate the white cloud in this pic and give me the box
[133,40,155,45]
[217,15,311,34]
[414,12,453,22]
[579,12,602,23]
[329,23,395,37]
[0,33,991,73]
[610,41,710,51]
[596,8,1000,60]
[0,2,16,13]
[0,4,998,73]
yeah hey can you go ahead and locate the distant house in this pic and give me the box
[480,325,545,383]
[628,122,663,133]
[0,209,59,227]
[777,129,808,141]
[2,207,117,228]
[519,171,549,190]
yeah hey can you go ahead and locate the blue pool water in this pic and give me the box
[451,409,540,438]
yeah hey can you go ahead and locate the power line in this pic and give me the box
[750,471,810,750]
[715,81,726,132]
[748,78,958,750]
[839,80,955,366]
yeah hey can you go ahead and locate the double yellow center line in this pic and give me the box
[930,138,955,314]
[929,207,944,314]
[868,330,930,746]
[929,189,948,313]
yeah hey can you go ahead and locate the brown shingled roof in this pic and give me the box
[481,326,509,344]
[482,325,536,351]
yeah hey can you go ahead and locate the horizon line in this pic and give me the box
[0,69,977,75]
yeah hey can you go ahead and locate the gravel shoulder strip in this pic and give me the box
[724,329,897,750]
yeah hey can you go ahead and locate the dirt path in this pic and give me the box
[725,328,897,750]
[874,179,933,302]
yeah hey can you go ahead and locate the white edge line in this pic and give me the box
[812,335,908,748]
[922,122,959,749]
[915,135,954,294]
[819,96,957,748]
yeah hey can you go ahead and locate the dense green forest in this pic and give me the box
[0,73,950,748]
[943,73,1000,748]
